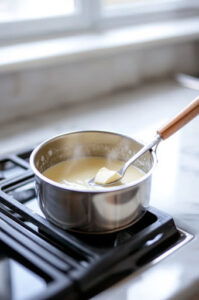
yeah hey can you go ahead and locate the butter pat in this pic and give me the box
[94,167,122,185]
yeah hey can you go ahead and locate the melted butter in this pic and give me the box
[43,157,145,190]
[94,167,122,184]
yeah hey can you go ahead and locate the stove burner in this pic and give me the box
[0,148,193,299]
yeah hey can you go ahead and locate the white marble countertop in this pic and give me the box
[0,79,199,299]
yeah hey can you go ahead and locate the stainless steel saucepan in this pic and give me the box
[30,97,199,234]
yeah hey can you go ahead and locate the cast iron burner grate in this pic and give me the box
[0,147,192,300]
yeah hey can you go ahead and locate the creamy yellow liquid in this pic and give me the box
[43,157,145,190]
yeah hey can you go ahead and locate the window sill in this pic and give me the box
[1,17,199,73]
[0,17,199,124]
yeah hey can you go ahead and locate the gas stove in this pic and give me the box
[0,147,193,300]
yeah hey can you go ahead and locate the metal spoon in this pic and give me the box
[90,96,199,186]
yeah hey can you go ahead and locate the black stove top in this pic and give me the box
[0,148,189,300]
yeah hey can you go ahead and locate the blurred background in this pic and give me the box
[0,0,198,154]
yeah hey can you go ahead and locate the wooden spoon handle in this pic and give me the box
[157,96,199,140]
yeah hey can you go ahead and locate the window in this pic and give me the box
[0,0,198,40]
[102,0,199,28]
[0,0,85,40]
[0,0,76,21]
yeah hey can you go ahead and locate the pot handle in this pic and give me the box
[157,96,199,140]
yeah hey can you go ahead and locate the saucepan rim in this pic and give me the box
[30,130,157,194]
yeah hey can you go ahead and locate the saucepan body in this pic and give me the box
[30,130,157,234]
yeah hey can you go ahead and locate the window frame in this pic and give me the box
[101,0,199,29]
[0,0,199,41]
[0,0,93,41]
